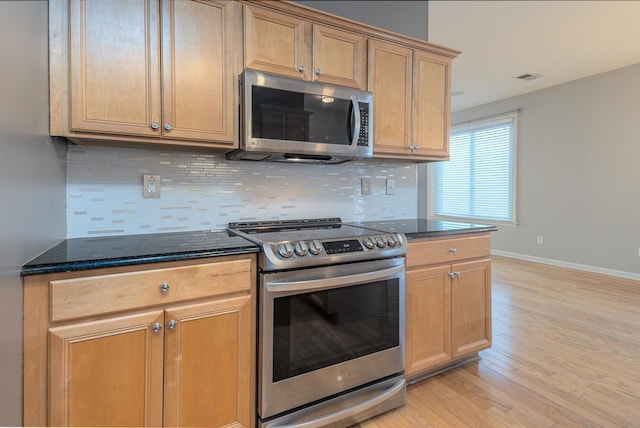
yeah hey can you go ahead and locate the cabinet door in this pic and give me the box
[49,310,165,427]
[313,25,366,89]
[164,295,253,427]
[412,49,451,158]
[406,265,452,376]
[162,0,237,144]
[368,40,412,156]
[451,259,492,357]
[244,4,311,80]
[69,0,161,137]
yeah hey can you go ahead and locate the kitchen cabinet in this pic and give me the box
[24,254,256,427]
[49,0,240,148]
[369,40,452,160]
[405,234,491,379]
[243,3,367,89]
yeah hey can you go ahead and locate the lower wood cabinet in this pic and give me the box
[405,234,492,379]
[24,254,256,427]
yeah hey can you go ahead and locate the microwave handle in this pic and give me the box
[349,96,360,151]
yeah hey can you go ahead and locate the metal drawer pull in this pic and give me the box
[450,248,458,254]
[160,283,170,293]
[152,323,162,333]
[168,320,177,330]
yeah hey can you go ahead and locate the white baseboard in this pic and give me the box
[491,250,640,282]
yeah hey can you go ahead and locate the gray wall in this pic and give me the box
[449,63,640,276]
[0,1,67,424]
[294,1,428,41]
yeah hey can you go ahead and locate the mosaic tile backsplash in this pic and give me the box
[67,145,418,238]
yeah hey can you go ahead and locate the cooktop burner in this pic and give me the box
[228,218,407,271]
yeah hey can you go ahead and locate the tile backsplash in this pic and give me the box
[67,145,418,238]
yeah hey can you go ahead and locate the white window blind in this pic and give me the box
[430,111,517,224]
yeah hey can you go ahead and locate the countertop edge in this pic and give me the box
[21,246,260,276]
[405,226,498,240]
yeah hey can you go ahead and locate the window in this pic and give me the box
[430,111,517,224]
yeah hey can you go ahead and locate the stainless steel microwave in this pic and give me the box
[226,70,373,164]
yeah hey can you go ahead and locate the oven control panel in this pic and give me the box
[274,234,402,261]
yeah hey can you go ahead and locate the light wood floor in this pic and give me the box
[356,256,640,427]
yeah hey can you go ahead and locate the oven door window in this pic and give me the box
[272,279,399,382]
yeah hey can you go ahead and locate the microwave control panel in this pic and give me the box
[358,103,369,146]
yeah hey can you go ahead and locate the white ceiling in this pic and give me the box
[428,1,640,112]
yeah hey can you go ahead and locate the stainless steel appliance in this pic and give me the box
[227,70,373,164]
[228,218,407,428]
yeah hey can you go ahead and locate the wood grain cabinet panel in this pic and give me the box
[244,4,311,80]
[24,254,256,427]
[55,0,239,147]
[368,40,412,154]
[405,265,452,376]
[50,258,252,322]
[162,0,237,143]
[244,4,366,89]
[68,0,161,137]
[369,40,453,161]
[405,234,492,379]
[49,310,165,427]
[164,295,252,427]
[451,259,492,357]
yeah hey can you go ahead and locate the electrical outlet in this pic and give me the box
[386,179,396,195]
[361,178,371,195]
[143,175,161,198]
[536,236,544,245]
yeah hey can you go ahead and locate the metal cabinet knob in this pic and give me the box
[152,323,162,333]
[298,65,305,73]
[164,123,173,131]
[151,121,159,130]
[168,320,177,330]
[160,283,170,293]
[450,248,458,254]
[448,272,456,279]
[315,68,322,76]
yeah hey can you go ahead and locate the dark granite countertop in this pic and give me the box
[350,218,497,240]
[22,219,496,276]
[22,230,259,276]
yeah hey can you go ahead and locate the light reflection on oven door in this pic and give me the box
[258,258,405,420]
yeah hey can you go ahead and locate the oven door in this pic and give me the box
[259,257,405,420]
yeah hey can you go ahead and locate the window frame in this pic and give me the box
[428,111,518,226]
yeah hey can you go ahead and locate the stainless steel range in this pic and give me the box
[228,218,407,428]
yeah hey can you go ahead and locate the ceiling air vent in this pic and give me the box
[515,73,542,81]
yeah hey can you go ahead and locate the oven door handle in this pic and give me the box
[276,378,406,428]
[265,265,404,294]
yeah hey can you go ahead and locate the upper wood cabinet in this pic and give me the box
[51,0,240,148]
[243,3,367,89]
[369,40,453,160]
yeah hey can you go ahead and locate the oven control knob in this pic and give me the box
[294,241,308,257]
[386,235,398,247]
[309,239,323,255]
[278,242,294,258]
[363,237,375,249]
[375,237,386,248]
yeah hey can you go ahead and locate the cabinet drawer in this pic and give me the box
[407,235,490,268]
[50,259,252,322]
